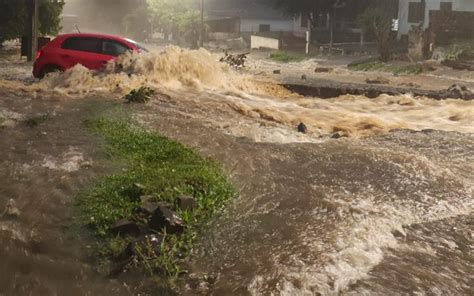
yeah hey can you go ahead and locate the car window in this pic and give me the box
[61,37,101,53]
[101,40,130,56]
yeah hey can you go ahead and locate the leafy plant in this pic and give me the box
[123,87,155,103]
[445,40,474,61]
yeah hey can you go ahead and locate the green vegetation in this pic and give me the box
[348,59,423,75]
[0,0,64,46]
[123,87,155,103]
[445,40,474,61]
[357,3,394,62]
[270,51,306,63]
[78,112,234,282]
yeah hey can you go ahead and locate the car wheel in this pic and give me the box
[40,65,63,79]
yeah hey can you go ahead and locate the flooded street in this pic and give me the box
[0,48,473,295]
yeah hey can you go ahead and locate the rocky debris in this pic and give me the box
[149,202,185,234]
[273,69,281,74]
[138,201,159,216]
[1,199,20,219]
[177,196,197,211]
[111,219,141,237]
[314,67,332,73]
[219,51,248,70]
[447,84,473,99]
[297,122,307,134]
[366,76,390,85]
[331,131,347,139]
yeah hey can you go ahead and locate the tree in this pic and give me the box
[0,0,64,46]
[146,0,200,46]
[357,2,394,61]
[0,0,27,45]
[122,0,150,41]
[39,0,65,36]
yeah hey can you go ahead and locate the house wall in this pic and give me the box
[293,15,310,38]
[250,35,280,49]
[398,0,474,37]
[240,19,293,33]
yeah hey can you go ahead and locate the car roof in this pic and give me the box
[57,33,130,42]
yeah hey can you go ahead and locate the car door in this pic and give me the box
[60,37,104,70]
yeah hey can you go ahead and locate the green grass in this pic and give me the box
[269,51,306,63]
[78,113,234,282]
[348,59,423,75]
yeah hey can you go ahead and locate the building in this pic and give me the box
[397,0,474,38]
[205,0,293,40]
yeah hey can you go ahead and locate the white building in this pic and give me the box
[397,0,474,37]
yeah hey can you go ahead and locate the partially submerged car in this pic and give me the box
[33,33,147,78]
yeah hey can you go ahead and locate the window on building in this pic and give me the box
[259,24,271,32]
[440,2,453,11]
[408,2,423,23]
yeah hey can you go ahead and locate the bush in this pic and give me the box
[123,87,155,103]
[270,51,305,63]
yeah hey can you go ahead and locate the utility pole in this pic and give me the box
[199,0,204,48]
[27,0,39,61]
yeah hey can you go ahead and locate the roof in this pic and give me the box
[206,0,290,20]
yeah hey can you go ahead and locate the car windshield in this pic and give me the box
[125,38,149,52]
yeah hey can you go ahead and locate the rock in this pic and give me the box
[314,67,332,73]
[150,203,185,234]
[273,69,281,74]
[177,196,198,211]
[297,122,307,134]
[366,77,390,84]
[331,131,347,139]
[111,219,140,237]
[447,84,472,99]
[138,201,159,216]
[301,75,307,80]
[1,199,20,219]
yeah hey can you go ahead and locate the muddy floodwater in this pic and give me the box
[0,48,473,295]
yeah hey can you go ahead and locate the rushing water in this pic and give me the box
[0,47,473,295]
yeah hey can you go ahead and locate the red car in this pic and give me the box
[33,33,147,78]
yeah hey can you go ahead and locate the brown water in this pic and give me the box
[0,48,473,295]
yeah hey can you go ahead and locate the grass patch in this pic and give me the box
[270,51,306,63]
[78,113,234,283]
[348,59,423,75]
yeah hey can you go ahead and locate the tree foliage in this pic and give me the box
[146,0,200,45]
[357,4,394,61]
[0,0,64,45]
